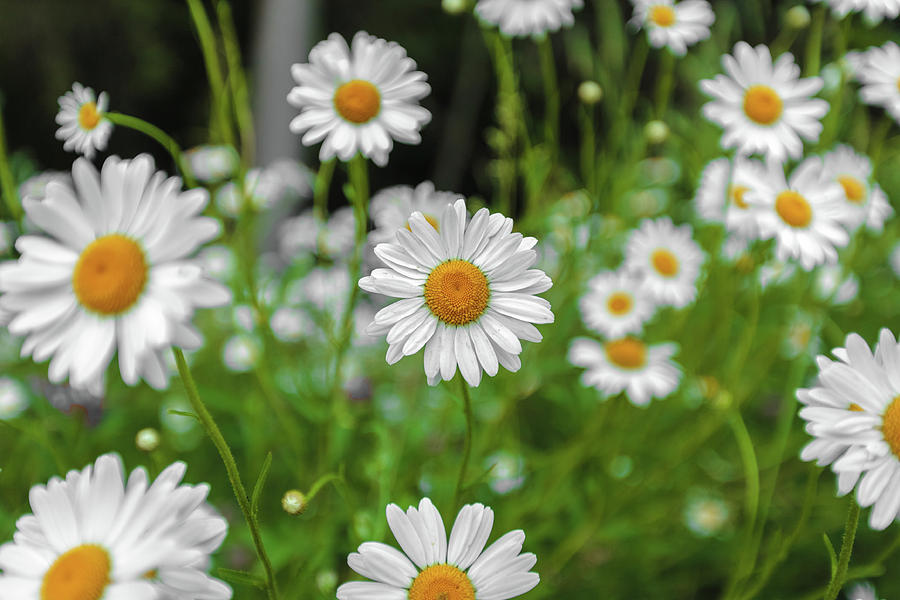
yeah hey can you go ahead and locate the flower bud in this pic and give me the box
[135,428,160,452]
[785,5,810,29]
[282,489,308,515]
[644,120,670,144]
[442,0,467,14]
[578,81,603,105]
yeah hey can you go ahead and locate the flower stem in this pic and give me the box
[0,101,22,222]
[538,36,559,153]
[314,159,336,255]
[654,51,676,118]
[453,377,474,510]
[216,0,256,167]
[804,4,826,77]
[105,112,198,188]
[172,348,280,600]
[823,498,860,600]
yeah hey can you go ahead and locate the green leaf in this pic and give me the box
[251,452,273,521]
[166,409,199,421]
[822,533,837,578]
[216,567,266,589]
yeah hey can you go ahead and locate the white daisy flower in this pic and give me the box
[54,83,113,160]
[700,42,829,162]
[0,376,28,420]
[0,155,231,391]
[279,207,356,260]
[287,31,431,167]
[694,156,767,239]
[854,41,900,124]
[846,582,880,600]
[369,181,462,247]
[624,217,705,309]
[684,495,730,537]
[359,198,554,387]
[578,270,657,339]
[811,0,900,22]
[749,156,851,271]
[336,497,539,600]
[183,145,240,184]
[18,171,72,204]
[629,0,715,57]
[0,453,231,599]
[568,336,682,406]
[475,0,584,37]
[820,144,893,232]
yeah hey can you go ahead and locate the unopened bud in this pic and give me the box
[282,490,308,515]
[644,120,670,144]
[578,81,603,105]
[442,0,467,14]
[785,6,811,29]
[135,428,160,452]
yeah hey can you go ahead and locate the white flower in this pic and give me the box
[811,0,900,22]
[279,208,355,260]
[475,0,584,37]
[700,42,829,162]
[624,217,705,309]
[18,171,72,204]
[183,145,240,184]
[0,376,28,420]
[484,452,526,494]
[288,31,431,167]
[578,270,657,339]
[694,156,767,239]
[54,83,113,160]
[369,182,462,247]
[629,0,715,56]
[846,582,880,600]
[222,334,261,372]
[854,41,900,124]
[814,264,859,305]
[569,336,682,406]
[684,496,730,537]
[360,199,554,387]
[216,160,312,216]
[820,144,893,232]
[0,453,231,599]
[336,498,539,600]
[0,155,231,391]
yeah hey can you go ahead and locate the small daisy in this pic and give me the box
[474,0,584,37]
[630,0,715,57]
[359,199,553,387]
[846,582,880,600]
[287,31,431,167]
[700,42,829,162]
[820,145,893,232]
[811,0,900,22]
[183,145,240,184]
[54,83,113,160]
[749,156,850,271]
[0,155,231,391]
[569,336,681,406]
[578,270,657,339]
[854,42,900,125]
[336,497,539,600]
[369,181,462,247]
[0,453,231,599]
[694,156,767,239]
[624,217,705,309]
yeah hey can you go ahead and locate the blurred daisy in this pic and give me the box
[700,42,828,162]
[485,451,526,494]
[624,217,705,309]
[821,145,893,232]
[569,336,682,406]
[369,181,462,246]
[288,31,431,167]
[846,582,880,600]
[811,0,900,22]
[0,376,28,420]
[854,42,900,124]
[694,156,766,239]
[360,199,553,387]
[18,171,72,204]
[217,160,313,216]
[54,83,113,160]
[0,453,231,599]
[336,498,539,600]
[579,270,656,339]
[279,207,355,260]
[183,145,240,184]
[684,495,730,537]
[814,264,859,306]
[475,0,584,37]
[0,155,230,391]
[630,0,715,57]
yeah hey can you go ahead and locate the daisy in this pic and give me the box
[183,145,240,184]
[0,453,231,599]
[694,156,767,239]
[369,181,462,247]
[624,217,704,309]
[578,269,657,339]
[359,198,554,387]
[820,145,893,232]
[474,0,584,37]
[54,83,113,160]
[846,582,880,600]
[854,42,900,124]
[568,336,681,406]
[749,156,850,271]
[0,154,231,391]
[629,0,715,57]
[287,31,431,167]
[699,42,829,162]
[279,207,356,260]
[336,497,539,600]
[811,0,900,22]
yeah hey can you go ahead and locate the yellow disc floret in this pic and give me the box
[72,234,149,315]
[424,260,490,326]
[882,396,900,459]
[333,79,381,124]
[607,292,633,316]
[837,175,866,204]
[41,544,111,600]
[743,85,783,125]
[775,190,812,228]
[651,248,679,277]
[78,102,101,130]
[408,564,476,600]
[605,337,647,370]
[649,5,676,27]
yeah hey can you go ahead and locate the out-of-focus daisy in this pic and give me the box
[475,0,584,37]
[782,310,822,359]
[288,31,431,167]
[684,495,730,537]
[814,264,859,306]
[854,42,900,124]
[369,181,462,246]
[54,83,113,160]
[846,582,881,600]
[18,171,72,204]
[629,0,715,57]
[891,242,900,279]
[222,334,261,372]
[820,145,893,232]
[0,376,28,420]
[0,453,231,599]
[216,160,312,216]
[0,155,231,391]
[485,451,526,495]
[360,199,553,387]
[700,42,828,162]
[694,157,766,239]
[579,270,656,339]
[624,217,705,309]
[569,336,682,406]
[758,257,798,289]
[811,0,900,22]
[183,145,240,184]
[279,208,356,260]
[336,497,539,600]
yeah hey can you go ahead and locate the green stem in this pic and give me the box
[724,408,760,598]
[105,112,198,188]
[621,36,649,124]
[805,5,826,77]
[578,105,597,203]
[869,117,893,175]
[823,499,861,600]
[216,0,255,166]
[654,51,676,119]
[314,159,336,255]
[185,0,236,146]
[538,36,559,152]
[453,377,474,510]
[172,348,280,600]
[0,101,22,221]
[306,471,343,503]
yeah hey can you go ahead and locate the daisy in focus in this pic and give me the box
[820,145,893,232]
[368,181,462,246]
[853,42,900,125]
[579,270,656,339]
[287,31,432,167]
[569,336,682,406]
[359,198,554,387]
[629,0,715,57]
[474,0,584,37]
[0,154,230,391]
[700,42,829,162]
[0,453,231,599]
[54,83,113,160]
[694,156,766,239]
[624,217,704,309]
[336,497,539,600]
[811,0,900,22]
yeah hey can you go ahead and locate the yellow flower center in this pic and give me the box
[837,175,866,204]
[651,248,679,277]
[406,214,441,232]
[729,185,750,209]
[78,102,101,130]
[775,190,812,228]
[41,544,111,600]
[649,5,676,27]
[882,396,900,459]
[424,260,490,326]
[333,79,381,124]
[606,292,633,316]
[408,564,476,600]
[605,337,647,370]
[743,85,783,125]
[72,234,149,315]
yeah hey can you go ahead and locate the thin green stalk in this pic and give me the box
[537,36,559,152]
[306,471,343,504]
[172,348,280,600]
[818,17,851,149]
[869,117,893,174]
[314,159,337,255]
[654,51,676,118]
[804,5,826,77]
[823,499,861,600]
[216,0,256,166]
[453,377,474,510]
[0,102,22,221]
[105,112,198,188]
[723,408,760,599]
[620,36,649,124]
[578,105,597,202]
[185,0,236,146]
